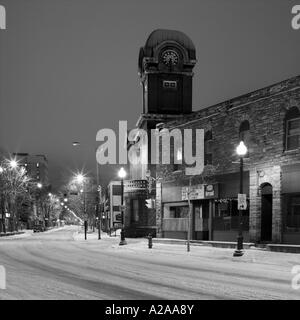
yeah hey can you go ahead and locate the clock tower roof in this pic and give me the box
[144,29,196,60]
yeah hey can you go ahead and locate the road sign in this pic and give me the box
[238,194,247,210]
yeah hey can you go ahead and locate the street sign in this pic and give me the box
[238,193,247,210]
[182,185,204,200]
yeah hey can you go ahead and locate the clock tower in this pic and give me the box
[138,29,197,115]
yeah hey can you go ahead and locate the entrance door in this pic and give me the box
[261,184,273,241]
[193,201,209,240]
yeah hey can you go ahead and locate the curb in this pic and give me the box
[0,231,25,237]
[152,238,256,249]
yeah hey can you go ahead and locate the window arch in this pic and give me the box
[239,120,250,157]
[285,107,300,151]
[239,120,250,141]
[204,130,213,165]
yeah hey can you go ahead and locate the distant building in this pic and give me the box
[13,153,50,187]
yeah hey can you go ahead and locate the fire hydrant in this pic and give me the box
[148,233,153,249]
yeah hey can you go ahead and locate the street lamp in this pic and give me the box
[75,173,87,240]
[233,141,248,257]
[37,183,43,189]
[75,173,85,184]
[9,159,18,169]
[118,167,127,246]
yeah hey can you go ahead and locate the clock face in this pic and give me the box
[162,50,179,66]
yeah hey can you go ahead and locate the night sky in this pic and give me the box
[0,0,299,189]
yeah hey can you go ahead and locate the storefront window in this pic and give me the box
[286,195,300,230]
[169,206,189,218]
[214,199,249,231]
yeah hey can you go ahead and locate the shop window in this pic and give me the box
[285,107,300,151]
[131,199,139,222]
[239,121,250,157]
[204,130,213,165]
[286,195,300,230]
[214,199,249,231]
[169,206,189,218]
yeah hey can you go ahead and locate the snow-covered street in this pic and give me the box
[0,226,299,300]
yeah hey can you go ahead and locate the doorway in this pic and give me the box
[193,200,209,240]
[261,183,273,241]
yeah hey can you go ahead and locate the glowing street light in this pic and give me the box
[37,183,43,189]
[9,159,18,169]
[75,173,85,184]
[118,167,127,179]
[236,141,248,157]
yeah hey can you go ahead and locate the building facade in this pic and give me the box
[124,29,300,244]
[13,153,49,187]
[155,76,300,244]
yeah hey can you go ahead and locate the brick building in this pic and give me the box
[155,75,300,244]
[124,29,300,244]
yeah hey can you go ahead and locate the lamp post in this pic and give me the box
[233,141,248,257]
[75,173,87,240]
[187,176,192,252]
[118,167,127,246]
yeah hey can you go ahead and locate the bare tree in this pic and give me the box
[0,162,31,232]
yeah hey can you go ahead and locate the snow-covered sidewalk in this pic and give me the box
[72,228,121,241]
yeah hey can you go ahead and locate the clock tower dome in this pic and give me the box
[138,29,197,115]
